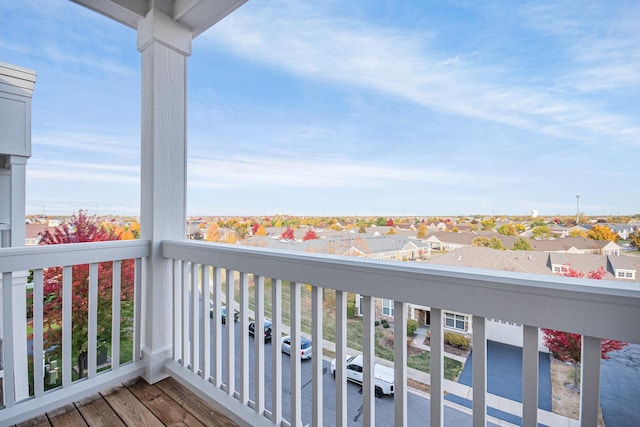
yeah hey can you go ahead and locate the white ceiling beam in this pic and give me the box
[70,0,148,29]
[71,0,249,39]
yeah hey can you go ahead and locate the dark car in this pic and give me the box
[248,319,272,342]
[209,303,239,324]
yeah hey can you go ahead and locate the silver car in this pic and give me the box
[281,335,312,359]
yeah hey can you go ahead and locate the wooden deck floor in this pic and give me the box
[14,377,239,427]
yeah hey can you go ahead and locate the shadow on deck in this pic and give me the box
[14,377,239,427]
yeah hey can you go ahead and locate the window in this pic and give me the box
[382,299,394,316]
[445,312,467,331]
[616,270,636,279]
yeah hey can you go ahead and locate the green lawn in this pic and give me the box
[233,275,463,381]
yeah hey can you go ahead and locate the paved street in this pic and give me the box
[211,319,501,426]
[600,343,640,427]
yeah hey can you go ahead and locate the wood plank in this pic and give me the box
[126,379,204,427]
[155,377,238,427]
[75,394,126,427]
[100,384,163,427]
[15,414,51,427]
[47,404,87,427]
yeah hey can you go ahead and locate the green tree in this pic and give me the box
[512,237,532,251]
[531,225,550,239]
[376,217,386,227]
[488,237,505,250]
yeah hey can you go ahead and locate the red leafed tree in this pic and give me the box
[385,218,394,226]
[302,227,318,241]
[39,211,135,374]
[280,226,295,240]
[542,264,627,389]
[251,222,260,235]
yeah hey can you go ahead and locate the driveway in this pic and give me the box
[445,340,552,426]
[600,343,640,427]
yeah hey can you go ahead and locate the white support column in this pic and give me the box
[137,9,192,384]
[362,295,375,426]
[580,336,601,427]
[2,156,30,400]
[1,61,36,401]
[393,300,407,427]
[522,325,539,427]
[472,315,487,427]
[430,308,443,427]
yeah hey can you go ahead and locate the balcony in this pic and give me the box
[1,238,639,426]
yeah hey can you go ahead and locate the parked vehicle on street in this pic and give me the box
[281,335,312,359]
[209,303,239,324]
[249,319,272,342]
[330,354,395,397]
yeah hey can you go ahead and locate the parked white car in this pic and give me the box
[330,354,394,397]
[281,335,312,359]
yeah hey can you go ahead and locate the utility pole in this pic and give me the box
[576,195,580,224]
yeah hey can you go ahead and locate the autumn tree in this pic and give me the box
[630,231,640,250]
[303,227,318,241]
[587,224,619,242]
[472,236,490,247]
[280,227,296,240]
[497,223,518,236]
[387,227,397,235]
[385,218,395,227]
[39,211,135,377]
[542,265,626,390]
[569,229,588,238]
[206,224,220,242]
[255,224,267,236]
[417,223,427,238]
[480,219,495,231]
[251,222,260,235]
[223,230,237,244]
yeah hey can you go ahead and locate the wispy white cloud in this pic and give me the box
[519,1,640,92]
[33,130,139,158]
[28,159,139,184]
[188,154,505,191]
[203,2,640,145]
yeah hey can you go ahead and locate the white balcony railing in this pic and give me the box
[0,240,149,426]
[162,240,640,427]
[1,239,640,426]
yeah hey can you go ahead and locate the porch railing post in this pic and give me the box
[137,8,192,384]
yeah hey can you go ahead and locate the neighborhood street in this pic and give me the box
[211,319,502,426]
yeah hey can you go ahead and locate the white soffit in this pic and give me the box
[71,0,248,38]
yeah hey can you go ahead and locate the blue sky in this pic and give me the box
[1,1,638,217]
